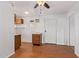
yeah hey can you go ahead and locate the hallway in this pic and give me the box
[10,42,77,58]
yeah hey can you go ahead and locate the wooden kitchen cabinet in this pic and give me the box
[32,34,42,45]
[14,14,24,24]
[15,35,21,51]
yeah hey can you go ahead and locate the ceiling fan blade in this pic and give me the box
[34,4,38,8]
[44,3,50,8]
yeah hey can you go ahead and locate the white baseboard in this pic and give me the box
[7,51,15,58]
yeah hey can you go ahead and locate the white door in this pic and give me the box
[44,17,57,44]
[56,18,65,45]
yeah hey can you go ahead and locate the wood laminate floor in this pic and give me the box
[10,42,77,58]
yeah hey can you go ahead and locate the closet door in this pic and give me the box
[45,17,57,44]
[56,18,65,45]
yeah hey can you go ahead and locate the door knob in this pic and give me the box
[45,30,47,32]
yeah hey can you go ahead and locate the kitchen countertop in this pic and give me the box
[32,32,42,34]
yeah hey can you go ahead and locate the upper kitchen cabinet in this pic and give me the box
[14,14,24,24]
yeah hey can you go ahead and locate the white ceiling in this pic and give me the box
[12,1,78,17]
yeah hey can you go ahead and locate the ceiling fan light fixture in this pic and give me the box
[37,0,46,6]
[34,0,50,9]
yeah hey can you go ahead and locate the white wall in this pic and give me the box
[67,3,79,57]
[0,2,14,57]
[75,12,79,57]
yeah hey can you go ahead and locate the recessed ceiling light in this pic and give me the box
[25,11,29,15]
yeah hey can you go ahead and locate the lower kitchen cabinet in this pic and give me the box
[15,35,21,51]
[32,34,42,45]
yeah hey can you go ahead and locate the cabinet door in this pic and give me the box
[32,34,42,45]
[14,14,23,24]
[15,35,21,51]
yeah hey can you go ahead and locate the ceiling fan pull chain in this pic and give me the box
[40,6,42,15]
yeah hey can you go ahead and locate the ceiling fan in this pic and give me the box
[34,1,50,9]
